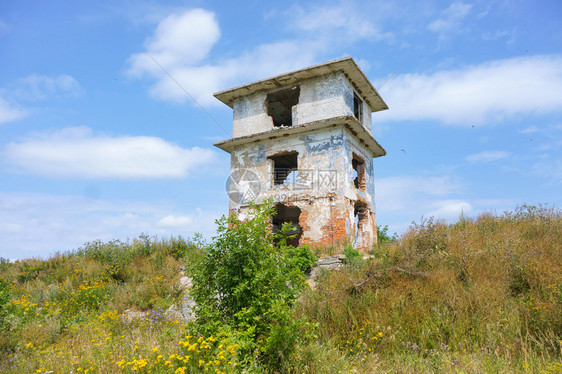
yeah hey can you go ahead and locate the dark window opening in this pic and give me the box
[353,202,368,247]
[273,203,302,247]
[353,93,363,123]
[267,87,300,127]
[352,153,366,191]
[269,151,298,185]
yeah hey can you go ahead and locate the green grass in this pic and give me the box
[1,204,561,373]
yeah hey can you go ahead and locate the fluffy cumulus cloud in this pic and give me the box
[127,5,389,106]
[4,126,216,179]
[128,9,220,79]
[378,55,562,125]
[127,8,319,106]
[0,192,220,259]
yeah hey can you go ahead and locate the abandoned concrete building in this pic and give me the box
[214,57,388,252]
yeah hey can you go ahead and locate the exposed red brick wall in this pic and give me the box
[298,199,348,250]
[230,197,375,253]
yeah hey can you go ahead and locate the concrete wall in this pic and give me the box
[228,126,377,251]
[231,72,374,138]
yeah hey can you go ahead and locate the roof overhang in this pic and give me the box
[213,116,386,158]
[214,57,388,113]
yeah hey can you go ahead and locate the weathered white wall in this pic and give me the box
[231,92,272,138]
[229,127,347,208]
[231,72,375,138]
[229,126,377,249]
[342,132,376,207]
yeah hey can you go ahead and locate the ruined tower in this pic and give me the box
[214,57,387,251]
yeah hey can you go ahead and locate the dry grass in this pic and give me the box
[296,204,562,373]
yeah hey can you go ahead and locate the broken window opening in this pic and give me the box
[273,203,302,247]
[267,87,300,127]
[269,151,298,185]
[353,93,363,123]
[352,153,366,191]
[353,202,368,247]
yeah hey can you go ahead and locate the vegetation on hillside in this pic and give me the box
[0,204,560,373]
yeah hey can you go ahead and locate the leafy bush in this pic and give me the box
[287,245,317,272]
[190,201,312,369]
[342,245,362,265]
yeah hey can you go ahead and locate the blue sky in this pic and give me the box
[1,0,561,259]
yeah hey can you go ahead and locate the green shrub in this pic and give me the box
[287,245,317,272]
[342,245,362,265]
[190,201,311,370]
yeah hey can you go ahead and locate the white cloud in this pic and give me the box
[128,8,320,106]
[13,74,83,101]
[376,175,462,212]
[428,2,473,36]
[127,5,389,106]
[375,175,519,234]
[375,175,467,233]
[128,9,220,77]
[378,55,562,125]
[0,192,220,259]
[157,214,193,229]
[0,96,27,124]
[465,150,511,163]
[426,200,472,219]
[519,125,539,134]
[4,126,216,179]
[481,29,516,43]
[289,3,393,42]
[0,73,82,124]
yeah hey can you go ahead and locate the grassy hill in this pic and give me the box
[0,204,560,373]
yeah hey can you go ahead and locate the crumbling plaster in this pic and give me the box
[229,125,377,249]
[231,72,373,139]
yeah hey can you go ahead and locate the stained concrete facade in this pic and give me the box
[214,57,387,252]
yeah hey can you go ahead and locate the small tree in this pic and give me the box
[190,201,312,368]
[377,224,398,244]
